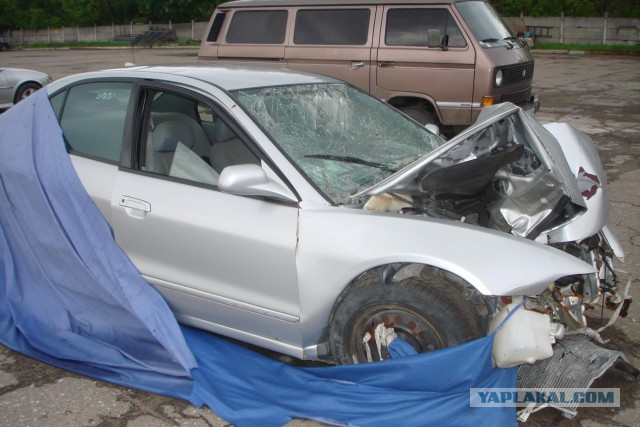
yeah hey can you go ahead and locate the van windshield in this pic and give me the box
[455,1,517,47]
[232,83,444,204]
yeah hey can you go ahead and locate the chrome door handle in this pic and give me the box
[351,62,365,69]
[119,195,151,219]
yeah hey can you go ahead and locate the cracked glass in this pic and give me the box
[233,83,444,204]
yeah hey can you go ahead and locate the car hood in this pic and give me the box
[356,103,588,239]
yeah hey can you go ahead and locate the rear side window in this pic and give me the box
[58,82,132,163]
[226,10,288,44]
[294,9,370,45]
[386,9,467,48]
[206,12,227,42]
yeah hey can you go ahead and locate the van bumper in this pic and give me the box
[522,94,541,116]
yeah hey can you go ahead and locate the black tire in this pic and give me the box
[329,269,486,365]
[400,106,438,127]
[14,82,41,103]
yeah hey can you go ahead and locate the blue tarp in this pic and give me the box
[0,90,518,426]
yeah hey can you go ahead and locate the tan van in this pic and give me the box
[199,0,539,132]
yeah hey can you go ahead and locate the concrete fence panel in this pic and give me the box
[2,16,639,47]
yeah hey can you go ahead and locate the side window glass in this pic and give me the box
[226,10,288,44]
[294,9,370,45]
[59,82,132,162]
[49,91,65,120]
[386,9,467,48]
[144,90,259,187]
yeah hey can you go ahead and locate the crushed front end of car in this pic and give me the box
[357,102,634,416]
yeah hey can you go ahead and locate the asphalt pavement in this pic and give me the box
[0,48,639,426]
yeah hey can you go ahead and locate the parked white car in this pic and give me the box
[0,67,52,110]
[44,64,624,364]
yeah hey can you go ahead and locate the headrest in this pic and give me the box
[214,120,236,143]
[153,120,194,152]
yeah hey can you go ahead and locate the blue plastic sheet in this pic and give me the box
[0,90,518,426]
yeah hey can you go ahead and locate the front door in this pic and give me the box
[374,6,476,125]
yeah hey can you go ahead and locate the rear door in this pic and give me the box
[374,6,476,125]
[285,7,375,92]
[53,80,135,222]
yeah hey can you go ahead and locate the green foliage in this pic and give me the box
[0,0,221,29]
[490,0,640,17]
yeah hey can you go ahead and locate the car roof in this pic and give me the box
[220,0,471,8]
[107,63,341,91]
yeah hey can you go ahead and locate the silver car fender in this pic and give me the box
[541,122,611,244]
[295,203,595,347]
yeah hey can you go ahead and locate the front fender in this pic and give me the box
[543,122,610,243]
[296,204,595,346]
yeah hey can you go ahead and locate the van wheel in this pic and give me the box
[400,106,437,126]
[328,271,486,365]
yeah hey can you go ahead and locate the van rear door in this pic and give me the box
[284,7,375,92]
[374,5,476,126]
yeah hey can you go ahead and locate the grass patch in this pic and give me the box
[534,41,640,53]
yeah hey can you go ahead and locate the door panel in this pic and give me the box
[374,6,476,124]
[285,7,375,92]
[110,171,301,341]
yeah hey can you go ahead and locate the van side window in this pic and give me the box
[226,10,288,44]
[294,9,370,45]
[386,9,467,48]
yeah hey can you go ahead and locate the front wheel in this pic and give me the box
[328,270,487,364]
[15,82,41,103]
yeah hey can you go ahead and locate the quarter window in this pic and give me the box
[385,9,467,48]
[294,9,370,45]
[59,82,132,163]
[226,10,288,44]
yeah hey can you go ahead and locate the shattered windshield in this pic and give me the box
[232,83,444,204]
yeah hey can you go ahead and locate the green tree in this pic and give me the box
[136,0,219,23]
[1,0,64,29]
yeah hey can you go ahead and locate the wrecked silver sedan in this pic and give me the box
[46,64,626,366]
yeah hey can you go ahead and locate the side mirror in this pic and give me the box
[218,164,297,203]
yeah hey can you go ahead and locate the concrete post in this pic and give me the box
[560,11,565,44]
[603,12,608,45]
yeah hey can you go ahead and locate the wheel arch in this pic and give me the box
[308,261,494,361]
[323,262,493,363]
[387,94,441,123]
[13,80,43,103]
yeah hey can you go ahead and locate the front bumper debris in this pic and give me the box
[516,333,639,420]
